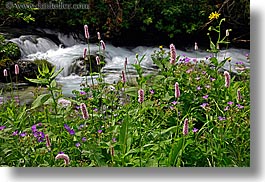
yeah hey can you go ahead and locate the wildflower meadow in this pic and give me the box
[0,13,250,167]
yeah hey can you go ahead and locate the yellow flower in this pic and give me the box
[159,45,163,49]
[208,11,221,20]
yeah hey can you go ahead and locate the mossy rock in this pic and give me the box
[0,58,13,67]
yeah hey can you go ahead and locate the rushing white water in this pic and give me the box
[9,33,250,97]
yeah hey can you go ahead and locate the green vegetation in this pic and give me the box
[0,0,250,46]
[0,15,250,167]
[0,35,21,60]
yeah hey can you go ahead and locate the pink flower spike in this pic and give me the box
[169,43,176,64]
[15,64,19,75]
[100,40,106,50]
[96,56,100,65]
[84,25,89,39]
[175,82,180,98]
[55,153,70,165]
[3,69,7,77]
[138,89,144,103]
[194,42,198,51]
[183,118,189,136]
[124,57,128,70]
[237,88,242,101]
[224,71,230,88]
[80,103,89,119]
[45,134,51,148]
[97,32,101,40]
[83,48,87,59]
[121,71,126,83]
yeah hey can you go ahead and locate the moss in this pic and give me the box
[0,58,13,67]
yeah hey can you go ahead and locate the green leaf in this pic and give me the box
[30,94,51,110]
[50,67,64,80]
[25,77,49,85]
[168,138,183,166]
[124,86,138,97]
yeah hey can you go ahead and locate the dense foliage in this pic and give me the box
[0,0,250,47]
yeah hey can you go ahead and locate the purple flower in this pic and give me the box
[202,95,209,99]
[78,124,84,130]
[200,103,208,108]
[0,126,6,130]
[98,130,103,134]
[12,130,18,136]
[112,138,117,142]
[58,151,64,154]
[184,57,191,63]
[31,124,37,132]
[171,101,178,105]
[218,116,226,121]
[236,104,244,109]
[186,68,193,73]
[192,128,198,133]
[68,129,75,135]
[224,106,230,111]
[193,58,198,63]
[82,137,87,142]
[197,86,202,90]
[64,124,75,135]
[227,101,233,105]
[20,132,27,137]
[64,124,70,131]
[236,61,244,65]
[75,142,81,148]
[150,90,154,95]
[80,91,86,95]
[205,85,211,89]
[210,77,216,82]
[195,77,200,81]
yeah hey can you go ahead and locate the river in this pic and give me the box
[6,29,250,99]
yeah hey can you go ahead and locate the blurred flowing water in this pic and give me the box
[8,30,250,98]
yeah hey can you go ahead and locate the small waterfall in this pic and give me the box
[10,35,58,57]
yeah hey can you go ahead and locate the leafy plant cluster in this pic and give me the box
[0,0,249,46]
[0,35,21,61]
[0,15,250,167]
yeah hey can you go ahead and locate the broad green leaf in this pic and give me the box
[30,93,51,110]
